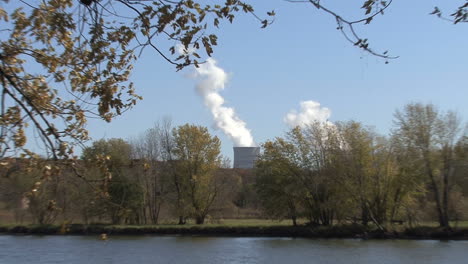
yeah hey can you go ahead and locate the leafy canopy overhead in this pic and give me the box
[0,0,272,160]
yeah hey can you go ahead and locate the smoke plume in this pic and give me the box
[193,58,255,147]
[284,100,332,128]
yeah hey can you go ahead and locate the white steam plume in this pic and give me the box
[284,100,332,128]
[193,58,255,147]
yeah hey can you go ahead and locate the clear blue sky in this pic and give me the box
[84,0,468,162]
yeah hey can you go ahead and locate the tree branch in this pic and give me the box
[286,0,399,61]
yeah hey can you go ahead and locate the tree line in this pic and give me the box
[0,103,467,229]
[1,121,241,225]
[257,103,468,229]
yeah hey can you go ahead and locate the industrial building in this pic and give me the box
[233,147,260,169]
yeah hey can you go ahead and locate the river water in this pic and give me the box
[1,235,467,264]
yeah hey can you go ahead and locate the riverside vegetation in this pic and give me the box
[1,103,468,238]
[2,1,467,239]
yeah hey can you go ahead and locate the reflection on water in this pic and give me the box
[1,235,468,264]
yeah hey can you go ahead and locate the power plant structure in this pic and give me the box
[233,147,260,169]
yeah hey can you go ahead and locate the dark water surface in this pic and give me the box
[1,235,468,264]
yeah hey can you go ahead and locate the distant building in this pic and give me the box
[233,147,260,169]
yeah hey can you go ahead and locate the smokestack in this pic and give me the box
[233,147,260,169]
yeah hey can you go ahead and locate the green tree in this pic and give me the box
[82,138,132,168]
[107,172,144,224]
[0,164,56,224]
[387,134,427,227]
[256,123,345,226]
[292,123,345,226]
[82,138,143,224]
[0,159,76,225]
[171,124,222,224]
[334,122,380,226]
[393,103,465,228]
[255,137,302,226]
[334,121,420,229]
[454,137,468,197]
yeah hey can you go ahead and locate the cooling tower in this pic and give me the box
[233,147,260,169]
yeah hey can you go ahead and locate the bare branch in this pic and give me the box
[286,0,399,61]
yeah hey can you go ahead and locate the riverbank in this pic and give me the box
[2,223,468,239]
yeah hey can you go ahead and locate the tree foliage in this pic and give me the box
[255,136,302,226]
[0,0,272,160]
[172,124,222,224]
[333,121,421,229]
[0,104,468,226]
[256,123,349,226]
[82,138,143,224]
[254,116,458,229]
[393,103,466,228]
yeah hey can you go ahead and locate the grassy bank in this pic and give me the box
[2,223,468,240]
